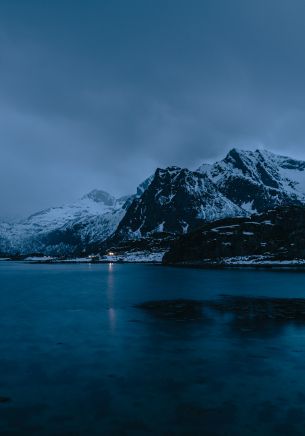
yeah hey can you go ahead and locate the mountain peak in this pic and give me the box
[226,147,279,161]
[198,147,305,213]
[155,166,182,177]
[164,165,182,172]
[82,190,116,205]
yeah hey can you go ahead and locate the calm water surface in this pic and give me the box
[1,262,305,435]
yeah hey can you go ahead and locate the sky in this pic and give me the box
[2,0,305,218]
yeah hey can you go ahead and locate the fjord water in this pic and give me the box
[1,264,305,435]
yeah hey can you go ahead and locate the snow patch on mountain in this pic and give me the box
[240,200,257,213]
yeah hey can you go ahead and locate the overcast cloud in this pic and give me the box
[1,0,305,218]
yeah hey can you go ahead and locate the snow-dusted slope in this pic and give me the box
[0,190,130,255]
[113,166,245,240]
[198,149,305,213]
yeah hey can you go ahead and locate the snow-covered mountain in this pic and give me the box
[112,166,245,240]
[2,148,305,257]
[0,190,130,255]
[198,148,305,213]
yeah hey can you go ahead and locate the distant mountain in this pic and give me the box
[163,205,305,265]
[112,166,245,241]
[0,190,130,255]
[198,148,305,213]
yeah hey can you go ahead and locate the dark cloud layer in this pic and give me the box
[1,0,305,218]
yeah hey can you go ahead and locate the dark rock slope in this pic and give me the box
[113,166,244,241]
[163,205,305,264]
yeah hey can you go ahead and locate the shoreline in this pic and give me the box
[2,257,305,271]
[163,262,305,271]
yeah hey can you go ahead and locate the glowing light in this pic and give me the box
[108,307,116,331]
[108,251,114,256]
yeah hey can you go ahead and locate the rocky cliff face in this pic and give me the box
[113,166,245,241]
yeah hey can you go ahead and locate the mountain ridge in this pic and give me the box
[198,148,305,213]
[2,147,305,256]
[0,190,130,255]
